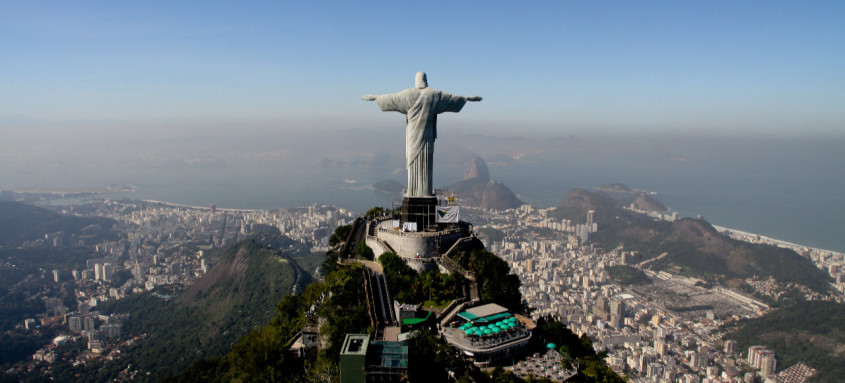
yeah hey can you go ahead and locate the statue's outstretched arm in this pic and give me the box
[362,94,377,101]
[467,96,482,102]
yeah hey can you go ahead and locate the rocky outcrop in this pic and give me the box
[444,157,522,210]
[463,156,491,181]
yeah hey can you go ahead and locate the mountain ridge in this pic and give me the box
[551,188,831,293]
[86,231,312,381]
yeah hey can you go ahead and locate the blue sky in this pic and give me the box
[1,1,843,135]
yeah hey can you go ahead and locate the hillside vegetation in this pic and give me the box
[0,201,117,246]
[165,223,622,382]
[37,231,313,382]
[725,301,845,383]
[551,189,831,293]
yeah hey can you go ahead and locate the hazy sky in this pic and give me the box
[1,1,843,135]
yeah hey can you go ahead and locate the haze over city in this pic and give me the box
[3,3,845,383]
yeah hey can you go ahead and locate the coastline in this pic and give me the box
[138,199,264,213]
[623,205,843,258]
[11,188,843,258]
[712,223,843,257]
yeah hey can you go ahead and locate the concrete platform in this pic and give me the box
[365,219,466,273]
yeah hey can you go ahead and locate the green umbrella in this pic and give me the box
[547,343,557,349]
[492,327,501,333]
[464,329,473,335]
[483,329,492,335]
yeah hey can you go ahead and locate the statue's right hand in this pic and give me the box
[362,95,376,101]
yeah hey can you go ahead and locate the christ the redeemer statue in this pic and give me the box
[363,72,481,197]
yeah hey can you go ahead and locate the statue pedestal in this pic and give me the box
[401,196,438,230]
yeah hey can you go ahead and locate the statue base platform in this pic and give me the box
[401,196,438,230]
[365,219,470,273]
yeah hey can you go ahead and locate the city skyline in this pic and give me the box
[2,1,843,136]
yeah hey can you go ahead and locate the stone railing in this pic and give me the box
[377,225,462,238]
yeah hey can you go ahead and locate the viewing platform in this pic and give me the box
[440,303,533,366]
[365,217,469,273]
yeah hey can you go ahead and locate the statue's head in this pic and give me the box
[415,71,428,89]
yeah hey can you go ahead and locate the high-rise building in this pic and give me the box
[169,262,182,276]
[102,323,122,339]
[68,316,82,332]
[102,263,112,281]
[655,339,668,356]
[688,351,700,369]
[639,353,658,371]
[94,264,103,281]
[52,269,60,283]
[610,297,625,317]
[83,316,95,332]
[756,349,775,370]
[724,339,737,354]
[647,362,663,378]
[760,354,777,376]
[748,345,773,369]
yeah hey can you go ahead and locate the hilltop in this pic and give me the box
[551,188,831,294]
[165,223,623,383]
[724,300,845,383]
[0,201,117,246]
[443,156,523,210]
[619,191,667,213]
[596,183,633,193]
[58,230,314,382]
[0,202,118,334]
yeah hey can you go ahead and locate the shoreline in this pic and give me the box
[620,205,843,257]
[12,189,843,257]
[137,199,265,213]
[711,223,843,257]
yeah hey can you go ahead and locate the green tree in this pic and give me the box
[354,241,374,260]
[328,225,352,248]
[365,207,386,219]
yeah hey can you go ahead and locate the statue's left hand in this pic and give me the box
[467,96,482,102]
[362,95,376,101]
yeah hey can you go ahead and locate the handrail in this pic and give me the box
[376,225,462,238]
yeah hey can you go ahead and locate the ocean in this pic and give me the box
[3,130,843,253]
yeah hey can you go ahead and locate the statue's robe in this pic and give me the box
[375,87,468,197]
